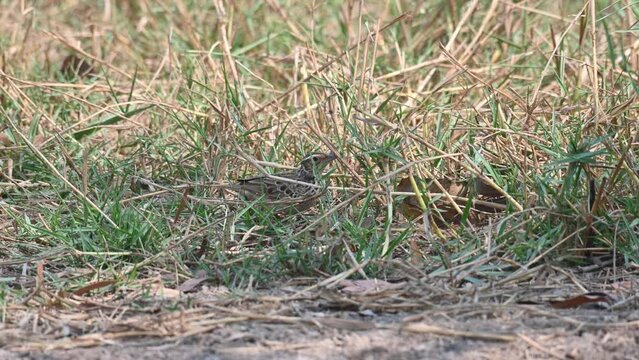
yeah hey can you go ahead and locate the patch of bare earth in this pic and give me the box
[2,267,638,360]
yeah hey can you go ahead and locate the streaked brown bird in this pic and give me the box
[232,152,337,213]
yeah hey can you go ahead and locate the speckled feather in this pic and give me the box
[233,152,336,212]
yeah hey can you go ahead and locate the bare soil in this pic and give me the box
[3,269,638,360]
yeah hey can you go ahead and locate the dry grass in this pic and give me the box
[1,0,638,353]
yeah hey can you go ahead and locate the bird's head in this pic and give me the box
[298,152,337,174]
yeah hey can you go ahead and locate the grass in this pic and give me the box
[1,0,638,298]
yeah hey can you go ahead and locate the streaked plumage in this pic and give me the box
[233,152,337,213]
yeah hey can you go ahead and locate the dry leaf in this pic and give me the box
[177,270,208,293]
[150,282,181,299]
[73,280,117,296]
[549,292,614,309]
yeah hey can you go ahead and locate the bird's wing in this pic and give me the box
[234,174,295,201]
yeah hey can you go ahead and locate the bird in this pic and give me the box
[231,152,337,214]
[396,176,461,223]
[396,176,506,224]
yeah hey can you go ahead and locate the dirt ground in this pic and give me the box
[4,321,639,360]
[3,309,639,360]
[2,270,638,360]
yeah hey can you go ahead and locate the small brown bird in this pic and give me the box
[233,152,337,213]
[396,177,462,223]
[396,176,506,224]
